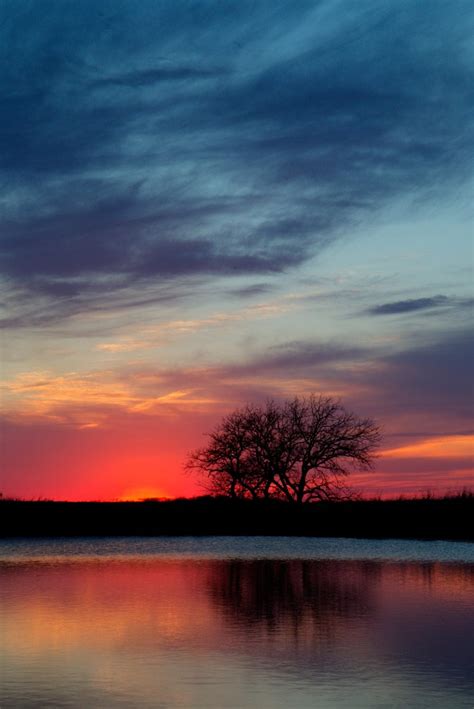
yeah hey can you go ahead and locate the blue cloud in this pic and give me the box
[366,296,473,315]
[1,0,473,324]
[368,296,449,315]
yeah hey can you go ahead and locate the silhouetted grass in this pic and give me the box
[0,493,472,540]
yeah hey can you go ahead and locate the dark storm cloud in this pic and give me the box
[1,0,473,324]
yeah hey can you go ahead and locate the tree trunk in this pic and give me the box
[296,465,309,504]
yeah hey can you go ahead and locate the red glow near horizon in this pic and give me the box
[2,412,472,501]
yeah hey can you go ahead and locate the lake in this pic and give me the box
[1,537,473,708]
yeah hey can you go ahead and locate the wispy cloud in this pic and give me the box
[1,369,218,425]
[1,0,472,324]
[366,295,473,316]
[95,301,293,353]
[381,434,474,459]
[90,64,227,88]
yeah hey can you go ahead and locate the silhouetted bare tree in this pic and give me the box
[283,396,380,503]
[186,406,262,499]
[186,396,380,503]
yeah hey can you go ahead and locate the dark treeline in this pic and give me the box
[0,494,472,540]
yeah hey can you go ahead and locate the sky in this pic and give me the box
[1,0,473,501]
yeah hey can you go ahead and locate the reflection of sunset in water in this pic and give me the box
[1,556,473,708]
[2,562,215,655]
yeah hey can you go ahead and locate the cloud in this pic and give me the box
[370,330,474,417]
[1,368,218,427]
[94,300,292,353]
[250,340,367,374]
[366,295,474,316]
[1,0,472,323]
[179,328,474,440]
[367,296,450,315]
[229,283,274,299]
[91,64,227,88]
[0,276,199,329]
[381,434,474,459]
[4,326,472,442]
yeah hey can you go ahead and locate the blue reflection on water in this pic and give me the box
[1,535,473,563]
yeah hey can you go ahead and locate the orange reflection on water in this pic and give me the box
[2,561,216,657]
[2,559,472,655]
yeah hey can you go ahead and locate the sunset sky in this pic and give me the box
[1,0,473,500]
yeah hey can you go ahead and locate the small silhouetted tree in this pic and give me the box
[186,395,380,503]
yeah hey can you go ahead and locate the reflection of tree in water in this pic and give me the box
[207,560,381,645]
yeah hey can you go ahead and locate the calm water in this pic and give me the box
[1,538,473,708]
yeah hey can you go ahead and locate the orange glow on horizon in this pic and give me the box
[119,487,170,501]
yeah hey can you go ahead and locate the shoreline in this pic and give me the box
[1,496,472,541]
